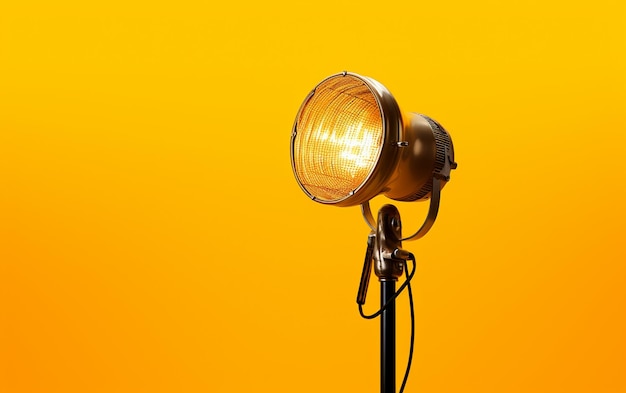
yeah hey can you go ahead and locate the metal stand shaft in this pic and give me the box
[381,280,396,393]
[357,204,406,393]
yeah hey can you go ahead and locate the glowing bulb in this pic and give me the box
[292,74,384,202]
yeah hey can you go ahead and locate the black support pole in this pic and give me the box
[381,279,396,393]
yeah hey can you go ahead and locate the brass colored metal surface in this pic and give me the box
[361,201,376,231]
[360,177,442,242]
[383,113,437,201]
[373,204,404,280]
[291,72,456,209]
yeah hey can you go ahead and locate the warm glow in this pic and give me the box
[293,75,384,201]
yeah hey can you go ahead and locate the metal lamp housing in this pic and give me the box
[291,72,455,207]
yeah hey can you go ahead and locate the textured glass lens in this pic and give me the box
[293,75,384,202]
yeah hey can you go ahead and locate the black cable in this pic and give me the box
[399,253,415,393]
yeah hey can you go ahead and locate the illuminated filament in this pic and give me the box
[293,75,384,201]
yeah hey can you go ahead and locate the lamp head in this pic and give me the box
[291,72,456,207]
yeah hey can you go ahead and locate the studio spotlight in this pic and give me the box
[290,72,457,393]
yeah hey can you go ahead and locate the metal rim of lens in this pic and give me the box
[290,72,403,207]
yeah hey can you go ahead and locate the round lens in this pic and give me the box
[292,75,384,202]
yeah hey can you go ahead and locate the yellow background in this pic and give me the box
[1,1,625,392]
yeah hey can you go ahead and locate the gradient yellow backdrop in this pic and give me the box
[1,1,625,392]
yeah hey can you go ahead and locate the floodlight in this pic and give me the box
[290,72,457,393]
